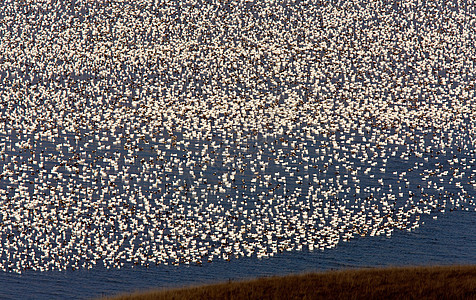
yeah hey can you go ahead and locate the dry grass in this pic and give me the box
[102,265,476,300]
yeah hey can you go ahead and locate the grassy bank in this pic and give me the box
[102,265,476,299]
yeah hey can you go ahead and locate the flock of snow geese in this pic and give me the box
[0,0,475,273]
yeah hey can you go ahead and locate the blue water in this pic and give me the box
[0,210,474,300]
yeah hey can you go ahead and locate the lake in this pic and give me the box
[0,0,475,298]
[0,209,474,299]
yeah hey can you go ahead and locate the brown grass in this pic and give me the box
[101,265,476,300]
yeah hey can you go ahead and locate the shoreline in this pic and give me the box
[102,264,476,299]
